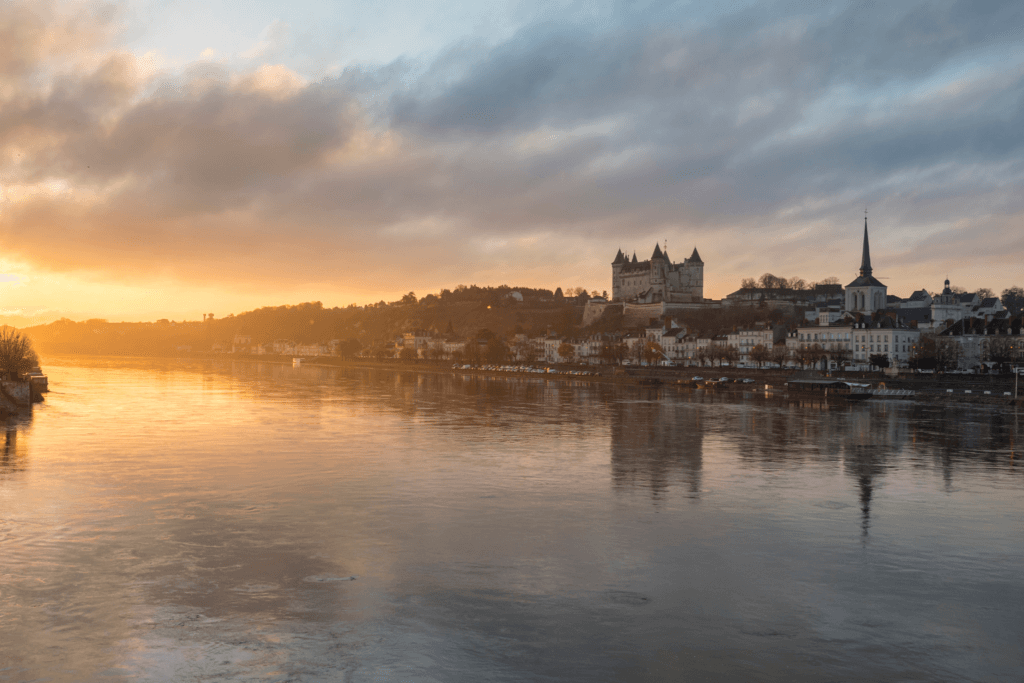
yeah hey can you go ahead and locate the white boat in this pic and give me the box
[292,358,302,366]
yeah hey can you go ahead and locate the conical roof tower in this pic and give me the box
[860,215,872,277]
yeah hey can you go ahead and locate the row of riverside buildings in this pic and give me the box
[391,217,1021,371]
[210,217,1021,372]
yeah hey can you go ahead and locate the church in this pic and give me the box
[611,244,704,304]
[845,216,887,314]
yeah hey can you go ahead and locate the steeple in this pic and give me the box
[652,243,664,260]
[859,215,872,277]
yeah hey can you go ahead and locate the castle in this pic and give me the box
[611,244,704,303]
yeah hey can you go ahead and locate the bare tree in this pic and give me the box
[557,342,576,364]
[770,344,789,368]
[642,341,664,366]
[750,344,771,369]
[0,328,39,380]
[935,338,962,371]
[600,342,626,365]
[983,337,1014,373]
[1001,286,1024,316]
[788,278,808,291]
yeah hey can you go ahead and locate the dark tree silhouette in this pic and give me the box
[0,329,39,380]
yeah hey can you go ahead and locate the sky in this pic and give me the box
[1,0,1023,324]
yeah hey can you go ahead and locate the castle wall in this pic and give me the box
[582,300,612,326]
[621,301,718,327]
[613,259,704,304]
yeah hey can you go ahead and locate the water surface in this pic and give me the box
[2,357,1022,681]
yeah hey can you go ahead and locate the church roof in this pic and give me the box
[894,307,931,324]
[847,274,886,289]
[688,247,703,264]
[847,216,883,288]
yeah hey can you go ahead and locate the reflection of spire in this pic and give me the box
[858,471,873,537]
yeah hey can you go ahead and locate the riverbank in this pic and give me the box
[234,354,1024,407]
[44,352,1024,408]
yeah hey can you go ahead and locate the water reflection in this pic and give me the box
[0,427,25,476]
[3,358,1022,682]
[610,397,703,499]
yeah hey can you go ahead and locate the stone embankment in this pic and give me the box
[171,352,1024,407]
[0,380,34,416]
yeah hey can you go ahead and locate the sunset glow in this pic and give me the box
[2,0,1023,324]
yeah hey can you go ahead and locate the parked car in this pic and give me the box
[692,376,704,381]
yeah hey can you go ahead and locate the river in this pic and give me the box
[1,357,1022,682]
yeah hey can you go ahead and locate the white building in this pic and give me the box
[727,325,777,363]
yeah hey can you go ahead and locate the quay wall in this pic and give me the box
[0,380,31,412]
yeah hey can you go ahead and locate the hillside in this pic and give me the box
[22,287,586,356]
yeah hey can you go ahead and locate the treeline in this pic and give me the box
[739,273,841,290]
[23,288,587,356]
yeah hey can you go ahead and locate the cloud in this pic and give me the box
[1,0,1023,308]
[241,19,291,60]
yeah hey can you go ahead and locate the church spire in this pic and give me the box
[860,214,872,277]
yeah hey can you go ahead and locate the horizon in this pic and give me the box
[2,0,1023,326]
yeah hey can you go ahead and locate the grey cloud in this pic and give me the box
[2,0,1023,297]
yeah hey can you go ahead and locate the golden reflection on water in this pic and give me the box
[1,356,1023,682]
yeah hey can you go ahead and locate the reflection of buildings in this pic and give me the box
[609,395,704,498]
[727,399,913,537]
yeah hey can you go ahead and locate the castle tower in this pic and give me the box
[845,216,887,314]
[611,249,626,300]
[650,244,666,298]
[687,247,704,303]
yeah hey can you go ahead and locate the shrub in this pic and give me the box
[0,328,39,379]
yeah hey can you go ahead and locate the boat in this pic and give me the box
[785,375,873,400]
[292,358,302,367]
[843,382,874,400]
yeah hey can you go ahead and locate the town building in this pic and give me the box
[726,324,781,364]
[938,316,1023,371]
[850,318,920,367]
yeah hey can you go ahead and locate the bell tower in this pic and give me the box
[845,214,887,315]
